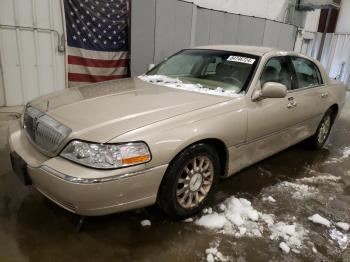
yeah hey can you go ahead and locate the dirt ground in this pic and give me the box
[0,98,349,262]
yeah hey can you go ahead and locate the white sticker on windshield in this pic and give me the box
[227,56,256,64]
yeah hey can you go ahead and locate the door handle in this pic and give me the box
[321,92,329,98]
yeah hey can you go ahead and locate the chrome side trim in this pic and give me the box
[40,165,160,184]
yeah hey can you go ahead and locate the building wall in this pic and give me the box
[0,0,66,106]
[131,0,298,76]
[182,0,289,21]
[336,0,350,33]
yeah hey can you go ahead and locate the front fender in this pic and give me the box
[111,103,248,170]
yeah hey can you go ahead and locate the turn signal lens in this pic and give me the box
[122,155,151,165]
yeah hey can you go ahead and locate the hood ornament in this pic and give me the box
[46,100,50,112]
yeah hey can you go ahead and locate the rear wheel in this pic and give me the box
[305,109,334,149]
[157,143,220,219]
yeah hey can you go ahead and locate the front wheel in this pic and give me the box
[305,109,334,149]
[157,144,220,219]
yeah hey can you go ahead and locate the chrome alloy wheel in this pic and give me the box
[318,114,331,144]
[176,156,214,209]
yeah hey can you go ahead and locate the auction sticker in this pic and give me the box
[227,56,256,64]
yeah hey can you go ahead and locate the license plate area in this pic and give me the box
[10,151,32,185]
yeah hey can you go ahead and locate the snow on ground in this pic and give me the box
[336,222,350,231]
[194,168,346,256]
[138,75,243,98]
[329,229,350,250]
[205,241,229,262]
[308,214,331,227]
[307,215,350,249]
[275,181,318,199]
[196,213,227,230]
[140,220,151,227]
[194,196,308,253]
[324,146,350,164]
[279,242,290,254]
[270,222,307,250]
[262,196,276,203]
[297,174,341,184]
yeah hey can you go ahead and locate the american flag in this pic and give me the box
[64,0,129,86]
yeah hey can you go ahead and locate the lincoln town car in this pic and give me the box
[9,45,346,218]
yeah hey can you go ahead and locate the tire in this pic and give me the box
[157,143,220,219]
[304,109,334,149]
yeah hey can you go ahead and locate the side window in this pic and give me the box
[260,57,292,90]
[291,57,322,89]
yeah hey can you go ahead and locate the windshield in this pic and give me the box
[147,49,259,94]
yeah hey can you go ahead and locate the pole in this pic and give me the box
[317,8,331,61]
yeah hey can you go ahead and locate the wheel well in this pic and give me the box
[329,104,339,121]
[169,138,228,177]
[201,139,228,176]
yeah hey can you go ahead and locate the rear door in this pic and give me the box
[287,56,328,134]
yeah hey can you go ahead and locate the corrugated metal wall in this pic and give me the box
[328,34,350,87]
[130,0,298,76]
[296,32,350,88]
[0,0,66,106]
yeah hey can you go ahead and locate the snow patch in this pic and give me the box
[336,222,349,231]
[205,247,227,262]
[279,242,290,254]
[276,181,318,199]
[206,253,214,262]
[325,146,350,164]
[196,213,227,229]
[298,174,341,184]
[138,75,243,98]
[262,196,276,203]
[140,220,151,227]
[203,207,213,214]
[270,222,307,249]
[308,214,331,227]
[195,196,307,253]
[329,228,350,250]
[205,241,229,262]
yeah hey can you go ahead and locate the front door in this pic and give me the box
[243,56,298,165]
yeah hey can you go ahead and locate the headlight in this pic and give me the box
[60,140,151,169]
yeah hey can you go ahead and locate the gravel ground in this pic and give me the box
[0,99,349,262]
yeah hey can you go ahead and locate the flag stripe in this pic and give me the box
[68,55,129,68]
[68,73,127,83]
[68,46,129,60]
[68,64,128,76]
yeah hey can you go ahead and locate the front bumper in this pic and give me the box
[9,125,167,216]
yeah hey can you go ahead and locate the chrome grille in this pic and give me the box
[23,106,71,154]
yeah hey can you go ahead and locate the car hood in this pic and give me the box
[29,78,233,142]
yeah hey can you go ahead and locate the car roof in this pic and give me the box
[193,45,281,56]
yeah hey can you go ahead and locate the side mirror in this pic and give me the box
[147,64,155,71]
[252,82,287,101]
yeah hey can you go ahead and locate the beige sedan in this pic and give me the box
[9,45,346,218]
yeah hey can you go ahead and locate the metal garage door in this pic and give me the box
[0,0,66,106]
